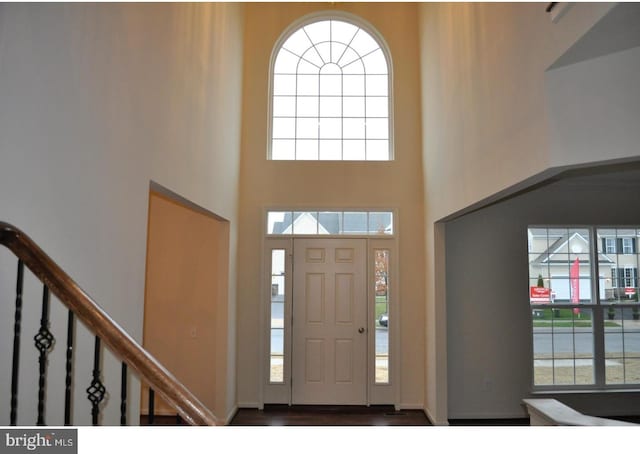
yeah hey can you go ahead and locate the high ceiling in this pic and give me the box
[550,3,640,70]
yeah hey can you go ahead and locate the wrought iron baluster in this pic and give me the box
[64,310,75,426]
[34,284,55,426]
[86,336,106,426]
[120,363,127,426]
[10,260,24,426]
[148,388,155,425]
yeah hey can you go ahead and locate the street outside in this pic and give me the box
[270,303,640,385]
[533,320,640,385]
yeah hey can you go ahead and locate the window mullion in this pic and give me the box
[294,67,299,160]
[317,67,321,159]
[363,63,368,160]
[271,18,389,161]
[340,69,344,160]
[591,227,606,387]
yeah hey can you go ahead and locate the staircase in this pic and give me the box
[1,222,217,426]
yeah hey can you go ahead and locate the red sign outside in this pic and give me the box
[530,286,551,304]
[570,258,580,314]
[625,287,636,296]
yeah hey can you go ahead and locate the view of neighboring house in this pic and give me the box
[599,230,640,300]
[528,228,640,304]
[268,211,393,236]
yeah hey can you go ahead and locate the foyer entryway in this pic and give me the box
[263,211,397,406]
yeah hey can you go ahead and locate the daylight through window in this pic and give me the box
[267,210,393,236]
[528,227,640,389]
[270,18,391,160]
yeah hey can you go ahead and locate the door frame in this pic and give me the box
[260,233,399,407]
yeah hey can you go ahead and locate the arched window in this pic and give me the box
[270,16,392,160]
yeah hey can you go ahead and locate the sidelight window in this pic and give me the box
[374,249,390,383]
[270,249,286,383]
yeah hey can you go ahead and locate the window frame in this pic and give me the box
[529,225,640,392]
[623,266,636,288]
[268,248,287,385]
[605,237,616,254]
[266,209,396,238]
[261,208,399,406]
[267,11,395,161]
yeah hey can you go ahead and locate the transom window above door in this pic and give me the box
[267,210,394,236]
[269,17,392,161]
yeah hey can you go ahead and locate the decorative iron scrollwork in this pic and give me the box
[87,336,107,425]
[87,377,106,406]
[34,325,55,354]
[35,285,55,425]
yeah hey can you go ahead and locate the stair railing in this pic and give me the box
[1,222,217,426]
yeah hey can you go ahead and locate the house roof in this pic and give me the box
[530,231,615,266]
[270,211,392,235]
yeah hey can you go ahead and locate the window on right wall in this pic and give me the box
[528,226,640,389]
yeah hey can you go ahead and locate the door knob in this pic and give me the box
[358,327,365,333]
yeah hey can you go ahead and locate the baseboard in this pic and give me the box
[397,403,424,410]
[237,401,261,409]
[398,403,447,425]
[448,418,530,426]
[423,407,448,426]
[221,405,239,425]
[448,411,529,420]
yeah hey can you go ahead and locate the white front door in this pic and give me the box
[292,238,367,404]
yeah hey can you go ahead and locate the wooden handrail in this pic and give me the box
[0,222,217,426]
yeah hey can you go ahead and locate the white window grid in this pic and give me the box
[266,210,394,236]
[624,266,636,288]
[270,18,391,161]
[528,226,640,389]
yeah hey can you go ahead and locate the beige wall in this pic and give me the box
[142,191,230,420]
[237,2,426,408]
[0,3,243,425]
[419,2,630,423]
[419,2,614,222]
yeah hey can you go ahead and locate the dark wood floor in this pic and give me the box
[229,405,432,426]
[140,414,187,426]
[141,410,640,426]
[139,406,431,426]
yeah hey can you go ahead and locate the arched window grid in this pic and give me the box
[270,16,392,161]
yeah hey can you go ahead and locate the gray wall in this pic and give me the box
[547,46,640,169]
[420,3,640,422]
[446,174,640,419]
